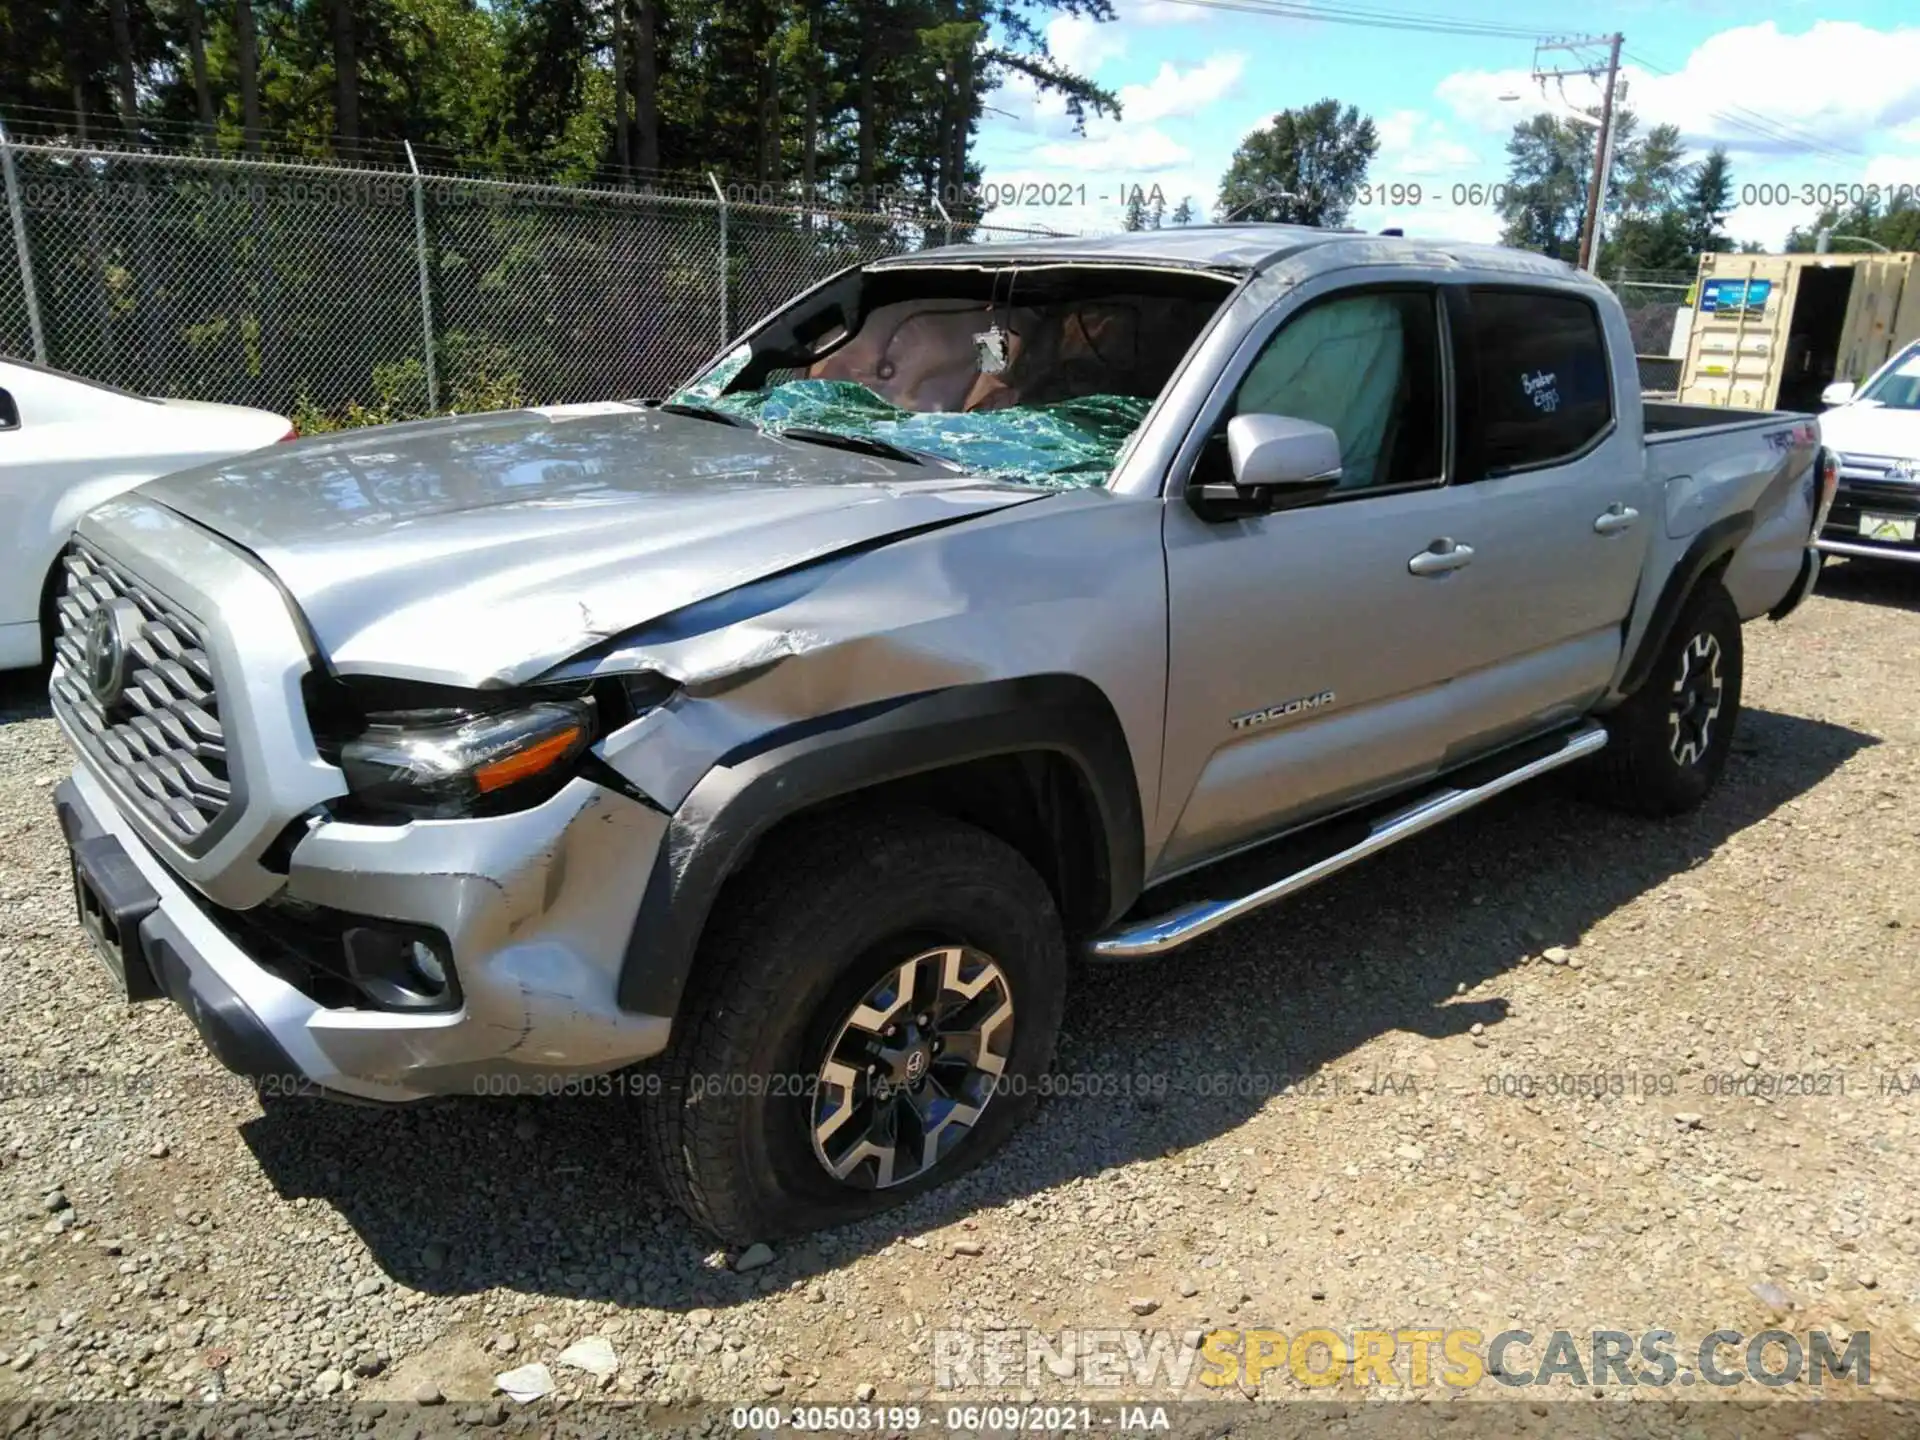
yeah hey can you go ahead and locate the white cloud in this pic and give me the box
[1034,127,1193,173]
[980,50,1243,230]
[1374,109,1480,181]
[1117,54,1247,125]
[1438,23,1920,162]
[1045,15,1127,76]
[1625,22,1920,155]
[1436,68,1552,134]
[985,73,1090,147]
[1113,0,1211,26]
[1866,153,1920,190]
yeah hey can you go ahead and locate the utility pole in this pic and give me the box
[1533,32,1623,273]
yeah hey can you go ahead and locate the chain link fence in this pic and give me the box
[1609,269,1695,396]
[0,135,1077,427]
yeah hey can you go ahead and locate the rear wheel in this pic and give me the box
[1595,582,1744,816]
[643,808,1067,1243]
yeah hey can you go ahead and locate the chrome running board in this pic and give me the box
[1086,722,1609,960]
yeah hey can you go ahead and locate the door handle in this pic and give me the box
[1593,504,1640,535]
[1407,539,1475,576]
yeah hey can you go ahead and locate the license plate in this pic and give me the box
[1859,512,1917,542]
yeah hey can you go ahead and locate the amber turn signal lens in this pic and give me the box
[472,724,587,794]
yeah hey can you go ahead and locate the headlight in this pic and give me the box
[338,699,594,821]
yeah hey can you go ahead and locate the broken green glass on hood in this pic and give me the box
[687,379,1151,488]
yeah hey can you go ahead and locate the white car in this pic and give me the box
[1817,340,1920,564]
[0,359,291,670]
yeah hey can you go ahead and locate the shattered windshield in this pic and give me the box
[674,267,1232,488]
[700,379,1153,487]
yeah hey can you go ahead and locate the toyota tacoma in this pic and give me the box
[51,228,1833,1241]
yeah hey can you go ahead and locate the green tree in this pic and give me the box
[1496,113,1596,261]
[1215,99,1378,227]
[0,0,1120,207]
[1499,108,1695,266]
[1681,146,1733,255]
[1169,195,1194,226]
[1785,193,1920,254]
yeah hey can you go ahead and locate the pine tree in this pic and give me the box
[1681,147,1733,256]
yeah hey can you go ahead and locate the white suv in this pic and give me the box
[1818,340,1920,563]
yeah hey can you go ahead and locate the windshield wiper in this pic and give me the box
[657,399,754,428]
[776,425,941,467]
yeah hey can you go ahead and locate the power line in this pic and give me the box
[1619,48,1867,165]
[1132,5,1873,171]
[1146,0,1543,40]
[1527,34,1623,273]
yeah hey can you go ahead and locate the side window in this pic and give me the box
[1227,289,1445,492]
[1463,288,1612,474]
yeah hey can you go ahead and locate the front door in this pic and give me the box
[1157,284,1486,875]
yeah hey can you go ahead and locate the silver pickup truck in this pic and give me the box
[50,227,1832,1242]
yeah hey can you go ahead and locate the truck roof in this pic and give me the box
[877,224,1595,286]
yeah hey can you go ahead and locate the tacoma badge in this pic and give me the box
[1230,690,1336,731]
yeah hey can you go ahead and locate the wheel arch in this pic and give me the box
[1616,512,1751,700]
[37,550,68,670]
[616,674,1145,1020]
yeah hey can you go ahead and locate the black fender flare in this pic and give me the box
[1617,512,1752,698]
[616,675,1145,1019]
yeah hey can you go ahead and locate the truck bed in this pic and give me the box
[1637,400,1820,629]
[1643,400,1804,439]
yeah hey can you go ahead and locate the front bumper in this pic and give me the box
[1817,476,1920,563]
[55,764,674,1103]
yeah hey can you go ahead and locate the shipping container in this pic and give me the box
[1675,251,1919,411]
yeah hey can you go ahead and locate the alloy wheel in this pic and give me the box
[809,945,1015,1189]
[1668,630,1725,768]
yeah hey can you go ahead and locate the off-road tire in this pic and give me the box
[642,807,1068,1244]
[1595,582,1744,817]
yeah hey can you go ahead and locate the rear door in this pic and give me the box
[1433,284,1654,756]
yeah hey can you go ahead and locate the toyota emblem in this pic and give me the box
[83,599,142,713]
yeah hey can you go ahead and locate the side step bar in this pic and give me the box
[1086,722,1609,960]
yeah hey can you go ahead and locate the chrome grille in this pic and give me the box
[50,540,233,845]
[1837,453,1917,482]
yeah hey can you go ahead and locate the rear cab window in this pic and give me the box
[1458,288,1613,477]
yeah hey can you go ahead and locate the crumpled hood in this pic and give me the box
[138,402,1046,688]
[1820,403,1920,464]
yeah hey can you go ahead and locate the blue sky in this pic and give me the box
[974,0,1920,256]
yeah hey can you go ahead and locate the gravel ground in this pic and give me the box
[0,559,1915,1420]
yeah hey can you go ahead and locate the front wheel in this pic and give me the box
[642,808,1067,1243]
[1594,582,1744,816]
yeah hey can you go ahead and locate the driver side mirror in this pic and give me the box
[1821,381,1857,407]
[1191,413,1343,518]
[0,387,18,431]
